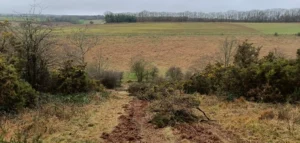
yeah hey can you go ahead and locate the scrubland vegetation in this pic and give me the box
[1,7,300,143]
[0,12,123,142]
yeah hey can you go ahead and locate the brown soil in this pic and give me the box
[101,99,145,142]
[101,99,174,143]
[174,123,245,143]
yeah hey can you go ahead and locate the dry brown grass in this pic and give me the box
[0,92,132,143]
[1,91,299,142]
[199,95,300,143]
[72,35,300,72]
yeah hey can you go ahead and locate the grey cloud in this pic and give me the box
[0,0,300,15]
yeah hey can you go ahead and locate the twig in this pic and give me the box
[196,107,211,121]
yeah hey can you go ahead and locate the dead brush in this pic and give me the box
[40,103,78,120]
[150,94,211,128]
[277,105,300,135]
[259,109,275,120]
[0,113,45,143]
[0,92,102,142]
[278,107,291,121]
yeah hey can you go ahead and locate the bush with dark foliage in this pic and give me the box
[53,60,95,94]
[0,57,37,112]
[166,66,184,81]
[99,71,123,89]
[234,40,261,68]
[130,58,158,82]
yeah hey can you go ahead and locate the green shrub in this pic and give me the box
[257,57,297,96]
[0,57,37,112]
[130,57,158,82]
[296,32,300,37]
[131,78,187,100]
[53,60,95,94]
[150,114,172,128]
[130,58,148,82]
[234,40,261,68]
[184,63,225,95]
[145,66,159,81]
[290,88,300,102]
[99,71,123,89]
[166,66,183,81]
[183,74,210,94]
[274,32,279,36]
[128,82,164,101]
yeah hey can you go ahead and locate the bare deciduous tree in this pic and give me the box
[86,49,109,78]
[10,5,56,91]
[65,25,99,66]
[0,21,12,53]
[217,37,238,67]
[189,54,216,73]
[130,56,158,82]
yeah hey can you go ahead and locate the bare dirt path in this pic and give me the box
[101,98,177,143]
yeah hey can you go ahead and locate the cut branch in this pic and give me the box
[197,107,211,121]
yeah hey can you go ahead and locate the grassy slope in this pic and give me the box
[236,23,300,34]
[55,22,300,36]
[55,22,260,36]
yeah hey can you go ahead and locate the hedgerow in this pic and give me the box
[184,40,300,103]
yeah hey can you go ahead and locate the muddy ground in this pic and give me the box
[101,97,243,143]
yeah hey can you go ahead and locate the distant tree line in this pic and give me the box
[0,14,105,24]
[105,8,300,23]
[48,15,104,24]
[104,12,137,23]
[49,16,83,24]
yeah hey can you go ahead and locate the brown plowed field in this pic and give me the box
[85,35,300,71]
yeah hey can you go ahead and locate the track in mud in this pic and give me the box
[101,99,147,142]
[101,98,243,143]
[101,99,174,143]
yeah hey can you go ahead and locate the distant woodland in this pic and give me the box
[104,8,300,23]
[2,8,300,24]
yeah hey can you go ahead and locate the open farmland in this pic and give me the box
[54,22,300,71]
[56,22,300,36]
[236,23,300,34]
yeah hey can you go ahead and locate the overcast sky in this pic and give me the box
[1,0,300,15]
